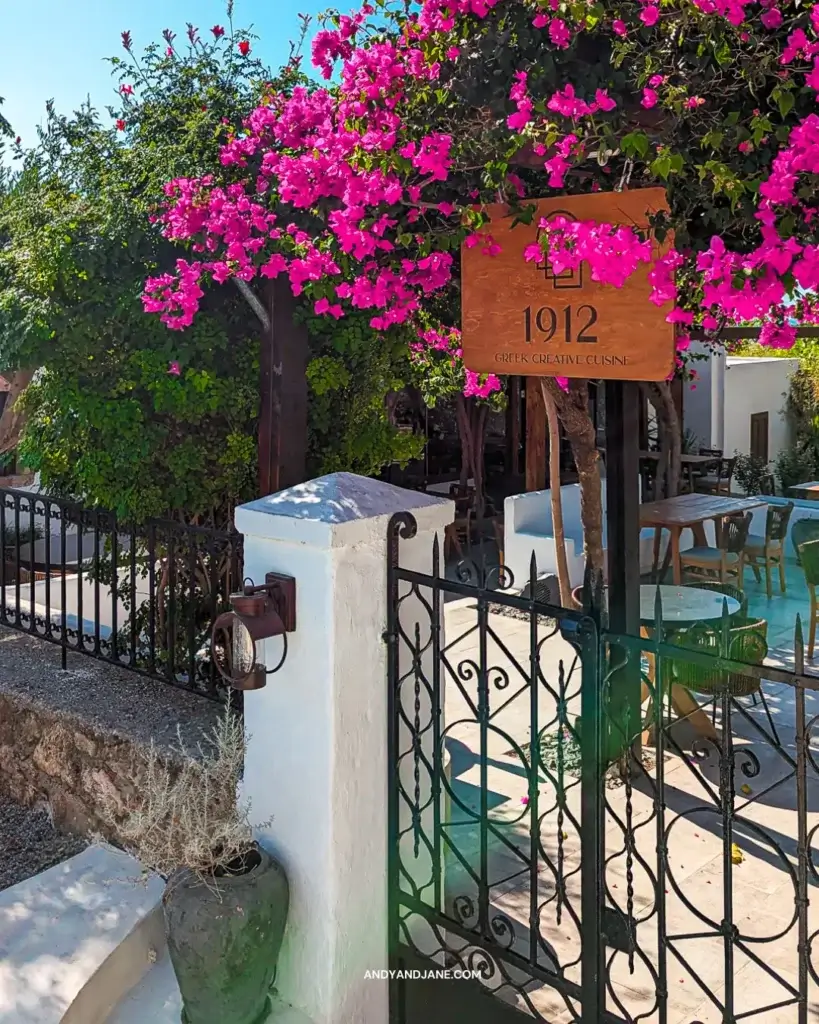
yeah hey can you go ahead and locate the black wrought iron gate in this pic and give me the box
[385,512,819,1024]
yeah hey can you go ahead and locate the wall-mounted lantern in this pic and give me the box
[211,572,296,690]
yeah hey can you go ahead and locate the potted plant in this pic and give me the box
[113,708,289,1024]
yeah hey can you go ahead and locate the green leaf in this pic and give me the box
[651,154,672,180]
[621,131,649,158]
[776,89,795,119]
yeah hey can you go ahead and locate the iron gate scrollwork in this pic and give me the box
[386,512,819,1024]
[385,511,613,1023]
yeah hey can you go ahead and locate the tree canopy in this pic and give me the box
[139,0,819,567]
[0,15,425,521]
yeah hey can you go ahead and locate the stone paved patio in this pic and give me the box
[429,557,819,1023]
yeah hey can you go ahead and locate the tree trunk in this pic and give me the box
[542,378,604,582]
[258,278,308,495]
[540,380,571,606]
[455,395,488,518]
[455,394,472,493]
[0,369,35,456]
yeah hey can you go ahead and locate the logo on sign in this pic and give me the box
[526,210,597,346]
[535,210,584,290]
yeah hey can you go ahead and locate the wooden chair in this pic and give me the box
[444,513,471,560]
[798,538,819,658]
[696,456,735,495]
[680,511,752,588]
[444,484,475,560]
[680,461,697,495]
[744,501,794,599]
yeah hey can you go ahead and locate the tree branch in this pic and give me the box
[233,279,270,331]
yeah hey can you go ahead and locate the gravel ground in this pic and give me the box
[0,798,87,892]
[0,628,222,754]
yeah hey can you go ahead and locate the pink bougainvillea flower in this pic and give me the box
[641,88,659,109]
[166,46,174,56]
[168,361,181,376]
[594,88,617,112]
[238,40,251,56]
[686,96,705,109]
[533,13,549,28]
[446,46,460,60]
[211,25,225,37]
[640,5,660,26]
[648,74,665,87]
[520,796,530,807]
[115,119,126,131]
[612,18,628,36]
[761,8,783,29]
[120,84,133,96]
[549,18,572,48]
[738,140,753,153]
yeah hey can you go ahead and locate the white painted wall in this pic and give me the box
[723,356,796,473]
[683,341,714,449]
[504,473,666,588]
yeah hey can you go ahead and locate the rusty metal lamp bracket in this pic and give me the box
[211,572,296,690]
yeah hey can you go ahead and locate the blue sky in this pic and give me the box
[1,0,328,145]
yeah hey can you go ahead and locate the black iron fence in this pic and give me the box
[0,487,242,703]
[386,513,819,1024]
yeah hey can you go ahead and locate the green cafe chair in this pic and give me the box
[670,616,778,740]
[798,538,819,659]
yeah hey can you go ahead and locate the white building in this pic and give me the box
[684,342,797,468]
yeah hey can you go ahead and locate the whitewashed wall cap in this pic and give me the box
[235,472,453,547]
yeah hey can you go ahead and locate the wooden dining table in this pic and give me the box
[638,451,719,495]
[789,481,819,501]
[639,451,716,466]
[640,493,766,585]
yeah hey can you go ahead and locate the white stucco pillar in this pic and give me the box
[234,473,452,1024]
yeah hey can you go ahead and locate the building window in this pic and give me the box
[750,411,769,463]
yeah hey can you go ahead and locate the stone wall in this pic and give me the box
[0,629,221,843]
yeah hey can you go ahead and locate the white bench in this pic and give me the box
[504,478,667,589]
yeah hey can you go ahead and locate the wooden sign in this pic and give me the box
[461,188,675,381]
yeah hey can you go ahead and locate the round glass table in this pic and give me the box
[640,584,740,627]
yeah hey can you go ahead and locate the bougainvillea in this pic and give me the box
[142,0,819,399]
